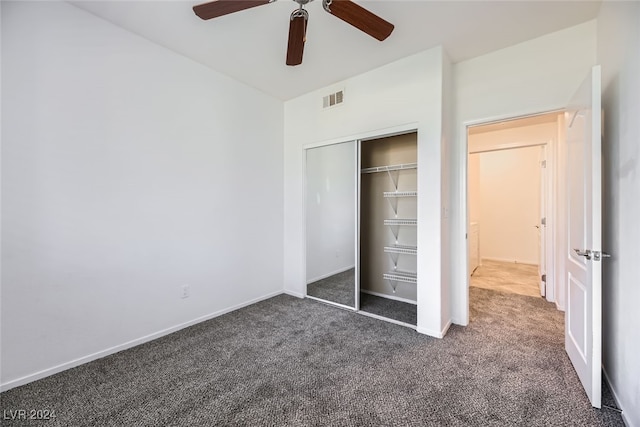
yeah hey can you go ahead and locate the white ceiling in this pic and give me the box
[71,0,602,100]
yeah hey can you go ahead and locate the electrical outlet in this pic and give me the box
[181,284,190,299]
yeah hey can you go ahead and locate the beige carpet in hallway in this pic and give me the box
[471,259,541,297]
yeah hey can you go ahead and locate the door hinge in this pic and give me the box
[541,160,547,168]
[541,274,547,283]
[541,217,546,226]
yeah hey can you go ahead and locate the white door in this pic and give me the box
[565,65,602,408]
[538,145,547,297]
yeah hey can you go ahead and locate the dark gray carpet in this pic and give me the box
[0,288,624,426]
[307,268,355,307]
[359,292,417,325]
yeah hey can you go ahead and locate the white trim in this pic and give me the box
[0,290,284,392]
[602,368,634,427]
[481,257,539,267]
[464,108,566,128]
[457,118,470,327]
[541,139,556,304]
[360,289,417,305]
[283,290,305,299]
[302,122,420,151]
[450,316,467,327]
[356,310,417,330]
[306,265,355,285]
[301,145,308,297]
[355,140,362,310]
[468,140,549,154]
[417,319,452,339]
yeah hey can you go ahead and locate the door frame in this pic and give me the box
[468,141,551,284]
[461,110,564,322]
[301,122,419,315]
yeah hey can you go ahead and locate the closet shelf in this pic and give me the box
[383,191,417,198]
[383,271,417,284]
[384,245,417,256]
[361,163,417,174]
[384,219,417,226]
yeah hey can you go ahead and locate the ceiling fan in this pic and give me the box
[193,0,394,66]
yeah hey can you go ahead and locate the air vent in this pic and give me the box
[322,89,344,109]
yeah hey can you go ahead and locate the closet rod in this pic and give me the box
[383,271,417,284]
[384,245,418,256]
[384,219,417,226]
[383,190,418,198]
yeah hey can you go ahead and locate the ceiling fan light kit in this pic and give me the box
[193,0,394,66]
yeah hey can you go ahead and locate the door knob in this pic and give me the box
[574,248,592,260]
[574,249,612,261]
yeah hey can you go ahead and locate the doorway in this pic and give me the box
[466,112,559,303]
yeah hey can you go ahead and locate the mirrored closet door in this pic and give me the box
[305,141,358,309]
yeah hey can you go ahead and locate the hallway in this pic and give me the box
[470,259,540,298]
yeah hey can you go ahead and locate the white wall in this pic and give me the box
[440,51,453,331]
[1,1,284,390]
[450,21,597,325]
[284,48,451,337]
[597,2,640,426]
[474,147,541,264]
[305,142,356,282]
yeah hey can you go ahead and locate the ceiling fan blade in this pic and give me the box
[286,13,308,66]
[323,0,393,41]
[193,0,271,20]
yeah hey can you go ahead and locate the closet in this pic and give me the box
[304,131,417,327]
[359,133,418,326]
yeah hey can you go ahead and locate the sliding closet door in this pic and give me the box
[305,141,357,309]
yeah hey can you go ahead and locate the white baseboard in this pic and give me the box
[0,290,283,392]
[603,368,635,427]
[283,290,305,299]
[360,289,417,305]
[481,257,538,266]
[417,319,452,339]
[306,265,355,284]
[451,316,468,327]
